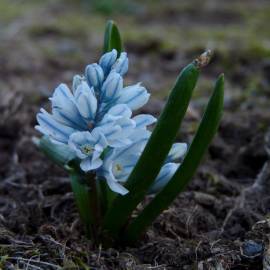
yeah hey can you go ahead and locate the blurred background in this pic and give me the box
[0,0,270,115]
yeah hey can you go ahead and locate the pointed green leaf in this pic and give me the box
[103,20,123,55]
[124,74,224,243]
[102,63,200,238]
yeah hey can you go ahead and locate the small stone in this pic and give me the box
[240,240,264,259]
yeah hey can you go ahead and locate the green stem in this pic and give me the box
[70,171,93,238]
[69,169,101,242]
[96,179,108,215]
[87,174,101,236]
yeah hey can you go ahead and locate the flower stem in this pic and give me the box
[70,171,94,238]
[87,173,101,231]
[69,168,101,242]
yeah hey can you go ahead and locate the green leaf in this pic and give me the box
[124,74,224,243]
[102,63,200,238]
[33,136,75,167]
[103,20,123,55]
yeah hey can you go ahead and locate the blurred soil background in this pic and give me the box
[1,0,270,269]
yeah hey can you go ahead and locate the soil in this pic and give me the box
[1,0,270,269]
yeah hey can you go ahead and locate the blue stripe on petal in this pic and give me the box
[117,83,150,110]
[51,84,87,130]
[99,49,117,76]
[107,104,132,118]
[74,82,97,121]
[36,109,75,143]
[101,71,123,101]
[112,52,129,76]
[166,143,188,162]
[133,114,157,129]
[85,63,104,90]
[148,163,179,194]
[72,75,84,94]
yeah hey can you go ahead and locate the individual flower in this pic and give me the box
[94,104,136,147]
[68,131,107,172]
[97,133,148,195]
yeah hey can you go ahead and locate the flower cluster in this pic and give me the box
[36,50,187,195]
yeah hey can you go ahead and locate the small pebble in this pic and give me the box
[240,240,264,259]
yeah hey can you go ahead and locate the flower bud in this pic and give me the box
[99,49,117,76]
[85,63,104,90]
[112,52,128,76]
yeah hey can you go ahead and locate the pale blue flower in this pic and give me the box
[95,104,136,147]
[69,131,107,172]
[97,133,148,195]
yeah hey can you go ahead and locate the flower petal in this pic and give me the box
[85,63,104,90]
[99,49,117,76]
[51,84,86,129]
[128,128,151,143]
[112,52,128,76]
[148,163,179,194]
[80,157,102,172]
[166,143,187,162]
[107,104,132,119]
[101,71,123,101]
[103,171,129,195]
[72,75,84,94]
[74,81,97,121]
[112,153,139,182]
[133,114,157,129]
[115,117,136,138]
[95,125,122,145]
[116,83,150,110]
[36,108,75,143]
